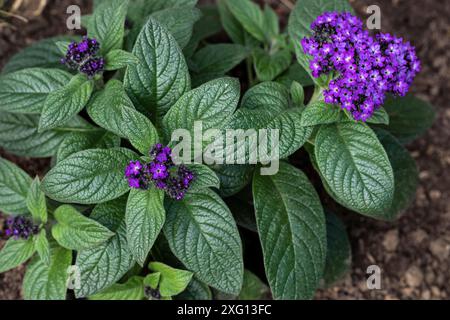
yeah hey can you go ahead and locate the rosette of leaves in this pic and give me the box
[0,0,435,300]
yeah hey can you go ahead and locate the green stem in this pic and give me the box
[246,57,255,87]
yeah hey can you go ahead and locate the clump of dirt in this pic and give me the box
[0,0,448,300]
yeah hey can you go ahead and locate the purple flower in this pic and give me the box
[61,36,104,77]
[2,216,39,240]
[301,12,420,121]
[128,178,141,189]
[125,161,143,177]
[150,163,168,180]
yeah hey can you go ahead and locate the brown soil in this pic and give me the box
[0,0,448,300]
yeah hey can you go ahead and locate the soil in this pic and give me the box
[0,0,448,300]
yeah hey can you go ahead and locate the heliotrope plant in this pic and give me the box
[0,0,435,300]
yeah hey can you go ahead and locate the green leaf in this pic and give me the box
[381,95,435,144]
[175,277,212,300]
[238,270,270,300]
[186,164,220,191]
[126,188,165,266]
[0,68,72,114]
[301,101,346,126]
[23,243,72,300]
[128,0,198,24]
[253,162,326,299]
[55,41,71,55]
[0,113,94,158]
[315,123,395,218]
[211,164,254,197]
[34,229,51,266]
[56,130,120,163]
[164,188,244,294]
[87,80,159,155]
[52,205,115,251]
[75,197,134,298]
[226,0,266,42]
[0,157,32,214]
[1,36,80,74]
[263,5,279,39]
[148,261,193,297]
[152,6,202,49]
[323,212,351,286]
[104,50,139,71]
[89,276,145,300]
[88,0,128,54]
[42,148,138,204]
[277,62,314,88]
[241,81,290,114]
[190,44,249,86]
[253,48,291,82]
[376,129,419,220]
[217,0,246,45]
[367,107,389,125]
[288,0,353,82]
[290,81,305,107]
[163,77,240,137]
[39,75,94,131]
[26,177,47,223]
[0,238,35,273]
[124,18,190,120]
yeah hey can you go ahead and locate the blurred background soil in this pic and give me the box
[0,0,448,300]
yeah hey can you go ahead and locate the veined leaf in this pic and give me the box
[238,270,270,300]
[89,276,145,300]
[148,261,193,297]
[175,277,212,300]
[104,50,139,71]
[277,63,314,88]
[39,75,94,131]
[0,157,32,214]
[241,81,290,114]
[226,0,266,42]
[164,188,244,295]
[253,162,326,299]
[0,238,35,273]
[75,197,134,297]
[210,164,254,197]
[126,188,165,266]
[26,177,47,223]
[23,243,72,300]
[34,229,51,266]
[0,68,72,114]
[127,0,198,24]
[186,164,220,191]
[52,205,115,251]
[301,101,346,126]
[253,48,292,82]
[124,18,190,120]
[315,122,395,218]
[87,80,159,155]
[42,148,138,204]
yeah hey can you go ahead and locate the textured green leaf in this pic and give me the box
[34,229,51,266]
[175,277,212,300]
[128,0,198,24]
[186,164,220,191]
[26,177,47,223]
[148,261,193,297]
[367,107,389,125]
[238,270,270,300]
[42,148,138,204]
[0,238,35,273]
[376,129,419,220]
[226,0,266,42]
[56,130,120,163]
[39,75,94,131]
[164,188,244,294]
[88,0,128,54]
[23,243,72,300]
[89,276,145,300]
[290,81,305,107]
[163,77,240,138]
[126,188,165,266]
[52,205,115,251]
[75,197,134,298]
[253,48,291,82]
[381,95,435,144]
[190,44,249,86]
[288,0,353,82]
[315,123,395,218]
[253,162,326,299]
[0,113,94,158]
[211,164,254,197]
[0,157,32,214]
[241,81,290,114]
[263,5,279,38]
[277,62,314,88]
[124,18,191,120]
[301,101,346,126]
[217,0,246,45]
[0,68,72,114]
[226,197,257,232]
[323,212,351,286]
[152,7,201,49]
[104,50,139,71]
[88,80,159,154]
[1,36,80,74]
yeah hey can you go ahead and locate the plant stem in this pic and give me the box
[246,57,255,87]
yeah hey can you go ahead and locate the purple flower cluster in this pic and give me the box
[61,36,105,77]
[301,12,420,121]
[124,144,195,201]
[2,216,39,240]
